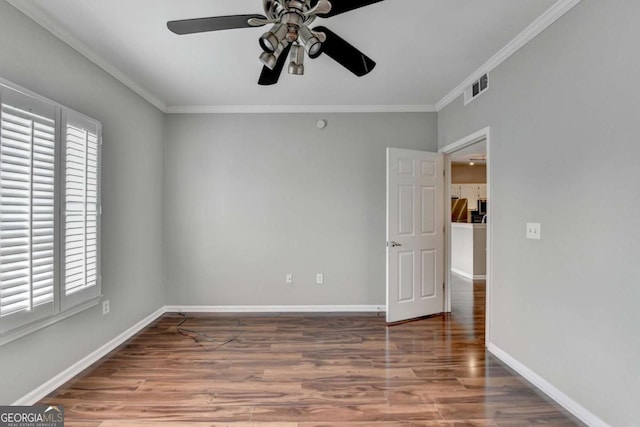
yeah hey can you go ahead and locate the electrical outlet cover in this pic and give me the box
[526,222,541,240]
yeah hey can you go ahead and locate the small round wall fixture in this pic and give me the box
[316,119,327,129]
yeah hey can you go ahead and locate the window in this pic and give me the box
[0,81,101,342]
[62,111,101,311]
[0,87,57,334]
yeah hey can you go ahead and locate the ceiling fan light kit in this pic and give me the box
[167,0,385,85]
[298,26,323,58]
[259,23,288,53]
[260,40,290,69]
[288,44,305,75]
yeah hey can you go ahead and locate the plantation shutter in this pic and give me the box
[61,111,101,310]
[0,87,56,332]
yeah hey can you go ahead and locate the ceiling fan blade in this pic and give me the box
[258,43,293,86]
[313,0,384,17]
[313,26,376,77]
[167,14,267,35]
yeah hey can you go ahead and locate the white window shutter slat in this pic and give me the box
[61,112,101,308]
[0,82,102,340]
[0,87,56,326]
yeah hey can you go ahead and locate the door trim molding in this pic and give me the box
[440,126,492,345]
[439,127,490,155]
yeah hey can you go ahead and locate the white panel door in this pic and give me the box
[386,148,444,323]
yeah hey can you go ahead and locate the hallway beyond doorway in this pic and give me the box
[451,273,486,340]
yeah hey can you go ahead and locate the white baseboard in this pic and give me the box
[165,305,386,313]
[13,304,386,405]
[451,269,486,281]
[12,307,166,405]
[487,343,610,427]
[11,303,611,427]
[451,268,473,279]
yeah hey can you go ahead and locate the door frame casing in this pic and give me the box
[439,126,491,345]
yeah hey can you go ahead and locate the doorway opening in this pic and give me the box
[440,127,491,344]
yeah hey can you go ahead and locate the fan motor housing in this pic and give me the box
[287,1,308,12]
[167,0,382,85]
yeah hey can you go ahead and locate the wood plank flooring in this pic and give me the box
[41,278,583,426]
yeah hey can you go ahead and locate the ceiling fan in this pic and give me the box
[167,0,384,85]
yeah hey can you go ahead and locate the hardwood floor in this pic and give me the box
[41,278,583,426]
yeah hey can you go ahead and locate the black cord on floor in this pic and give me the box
[176,313,240,351]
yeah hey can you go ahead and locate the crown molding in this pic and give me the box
[9,0,581,116]
[6,0,169,113]
[435,0,582,112]
[166,104,437,114]
[7,0,433,116]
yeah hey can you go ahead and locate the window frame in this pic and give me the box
[0,78,102,346]
[60,109,102,312]
[0,86,58,335]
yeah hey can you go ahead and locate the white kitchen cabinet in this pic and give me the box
[451,223,487,280]
[452,184,487,210]
[478,184,487,200]
[460,185,478,208]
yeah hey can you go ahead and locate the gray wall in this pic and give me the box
[164,113,437,306]
[5,0,636,422]
[438,1,639,425]
[0,1,165,404]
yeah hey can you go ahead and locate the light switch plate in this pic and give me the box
[526,223,541,240]
[286,274,293,284]
[316,273,324,285]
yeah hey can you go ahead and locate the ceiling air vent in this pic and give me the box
[464,73,489,105]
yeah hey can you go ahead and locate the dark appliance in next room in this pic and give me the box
[471,199,487,223]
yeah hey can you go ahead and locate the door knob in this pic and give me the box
[387,241,402,247]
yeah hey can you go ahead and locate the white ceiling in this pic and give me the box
[450,139,486,165]
[11,0,559,111]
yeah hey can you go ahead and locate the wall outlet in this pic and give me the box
[526,222,541,240]
[286,273,293,284]
[102,300,110,315]
[316,273,324,285]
